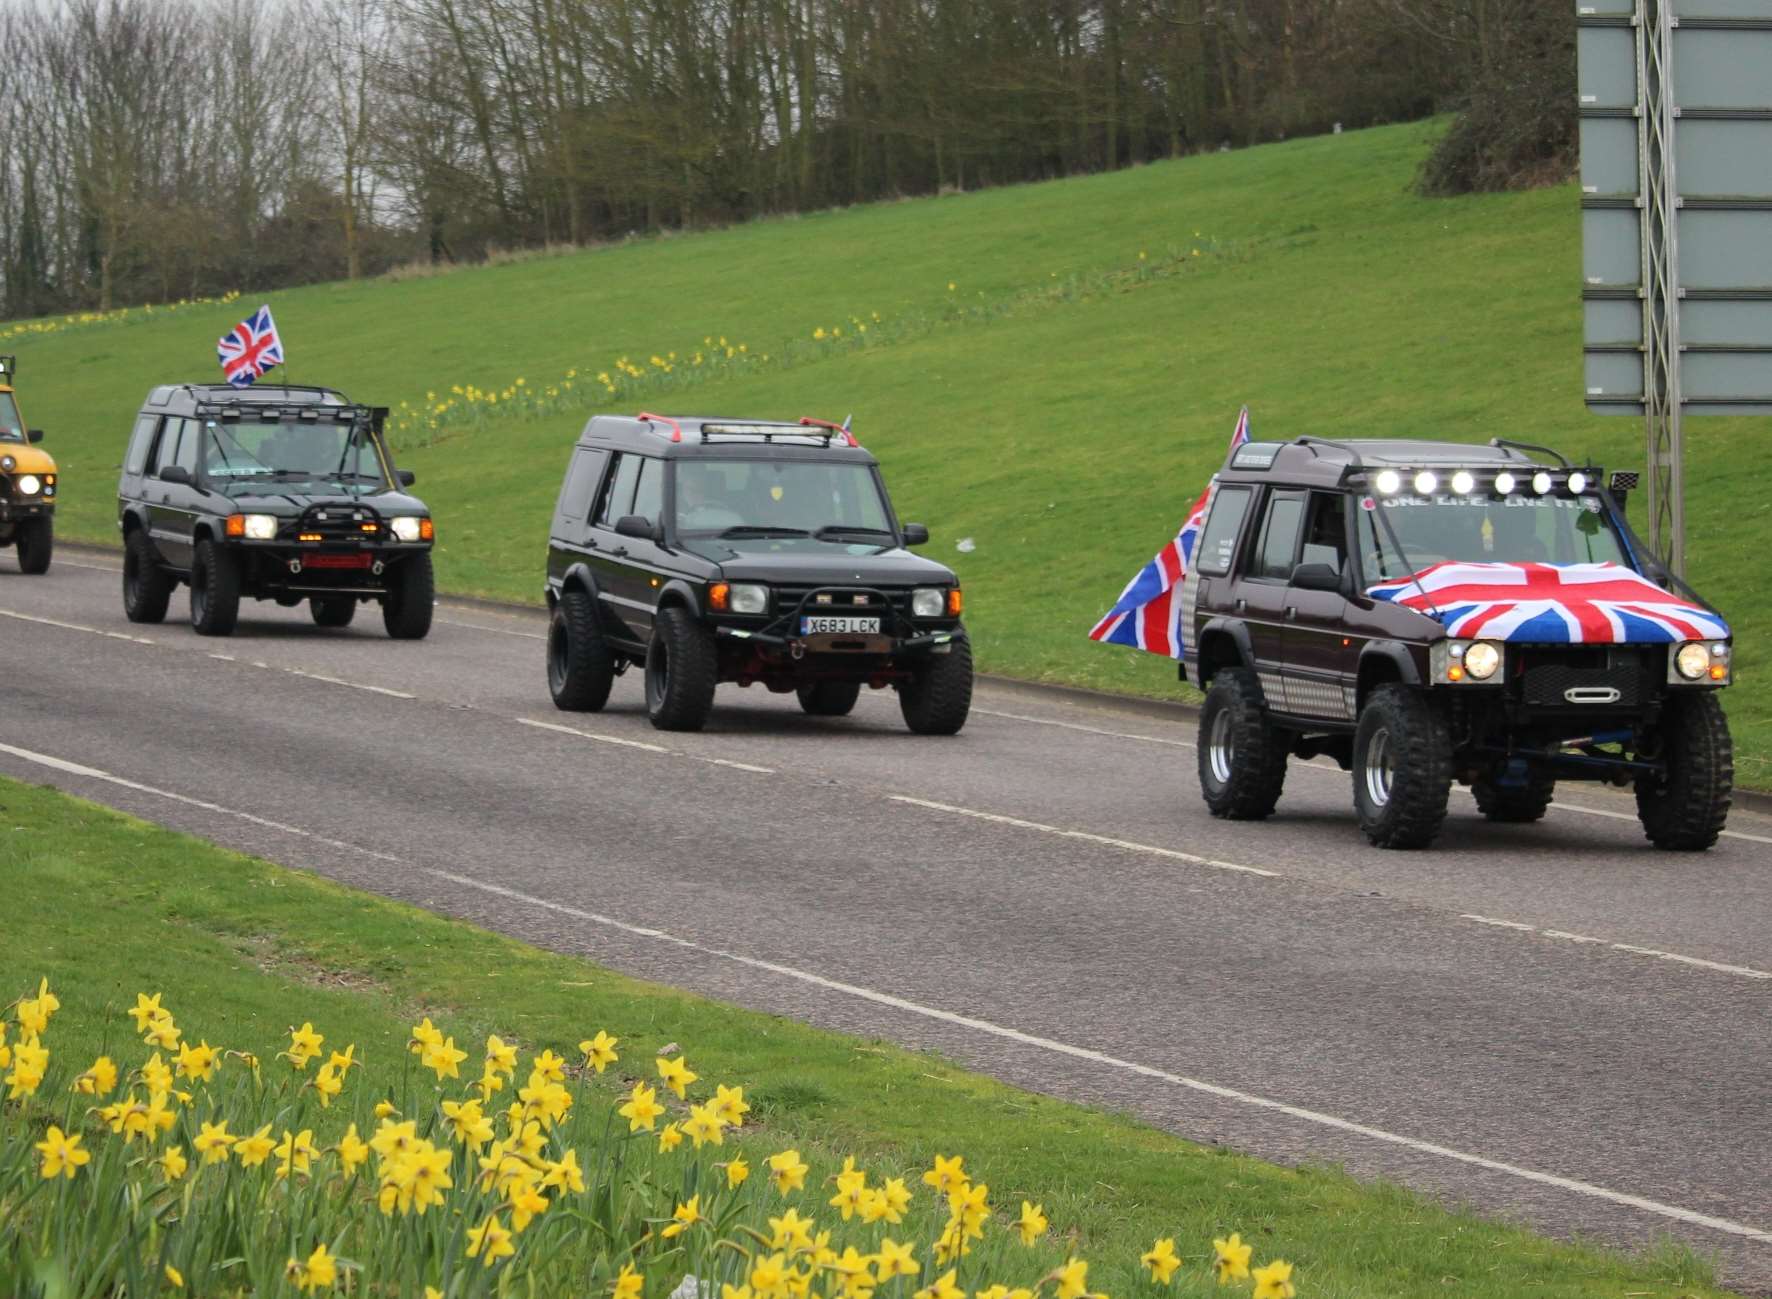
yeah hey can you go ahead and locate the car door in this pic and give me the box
[587,451,652,643]
[148,416,201,570]
[548,445,609,590]
[1241,489,1305,705]
[118,412,160,520]
[1280,491,1359,722]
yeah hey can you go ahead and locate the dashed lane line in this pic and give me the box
[5,736,1772,1248]
[1,607,154,645]
[1462,914,1772,980]
[889,795,1279,877]
[515,716,778,772]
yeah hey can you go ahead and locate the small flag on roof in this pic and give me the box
[1088,406,1250,659]
[217,304,285,388]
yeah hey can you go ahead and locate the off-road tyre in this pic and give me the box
[15,516,52,574]
[1635,692,1733,850]
[122,528,173,623]
[548,589,616,712]
[1352,685,1453,849]
[1472,774,1555,823]
[382,552,434,640]
[189,537,241,637]
[797,681,862,717]
[898,637,973,735]
[310,597,356,628]
[1196,667,1289,819]
[645,605,717,731]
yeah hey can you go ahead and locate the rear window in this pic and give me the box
[1194,485,1252,576]
[0,392,22,442]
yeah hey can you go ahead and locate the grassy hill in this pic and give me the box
[12,119,1768,786]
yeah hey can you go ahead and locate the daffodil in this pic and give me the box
[6,1036,48,1098]
[922,1154,966,1197]
[140,1052,173,1096]
[234,1123,276,1168]
[1051,1260,1089,1299]
[543,1147,585,1193]
[712,1081,749,1125]
[311,1062,343,1107]
[661,1193,703,1239]
[421,1034,468,1080]
[750,1253,791,1299]
[274,1129,319,1179]
[159,1145,189,1181]
[914,1269,964,1299]
[726,1155,750,1188]
[443,1097,495,1151]
[769,1207,815,1254]
[580,1030,619,1072]
[337,1123,370,1174]
[35,1125,90,1179]
[615,1263,645,1299]
[284,1022,324,1071]
[829,1247,875,1299]
[768,1148,809,1195]
[683,1101,725,1148]
[1141,1238,1180,1284]
[1251,1260,1294,1299]
[409,1016,444,1055]
[143,1013,181,1051]
[195,1119,235,1164]
[656,1053,696,1098]
[467,1213,515,1267]
[290,1243,338,1293]
[73,1055,118,1096]
[830,1155,868,1219]
[1016,1201,1047,1246]
[658,1122,684,1153]
[509,1176,550,1231]
[618,1081,664,1131]
[874,1238,920,1281]
[1212,1234,1252,1285]
[176,1039,219,1082]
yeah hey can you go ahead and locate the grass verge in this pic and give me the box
[0,774,1739,1298]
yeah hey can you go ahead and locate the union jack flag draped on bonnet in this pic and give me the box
[1088,406,1250,659]
[1367,561,1729,644]
[217,305,285,388]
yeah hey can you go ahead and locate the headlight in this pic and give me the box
[1464,641,1501,680]
[1675,642,1712,681]
[390,515,424,543]
[242,513,278,540]
[911,588,946,618]
[728,583,768,615]
[15,473,40,495]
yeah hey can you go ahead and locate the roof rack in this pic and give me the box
[637,411,684,442]
[195,398,385,431]
[0,354,15,380]
[1488,437,1571,469]
[1291,435,1363,464]
[637,413,861,447]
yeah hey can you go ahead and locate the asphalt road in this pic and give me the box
[5,547,1770,1288]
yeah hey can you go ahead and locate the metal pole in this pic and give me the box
[1637,0,1684,575]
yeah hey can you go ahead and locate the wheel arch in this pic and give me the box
[1357,641,1421,709]
[1194,618,1253,688]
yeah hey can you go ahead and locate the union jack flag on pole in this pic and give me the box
[1366,560,1729,644]
[217,305,285,388]
[1088,406,1250,658]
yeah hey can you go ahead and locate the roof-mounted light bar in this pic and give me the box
[1358,466,1603,498]
[0,354,15,379]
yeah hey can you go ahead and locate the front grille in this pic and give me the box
[1518,646,1656,707]
[771,585,914,615]
[296,504,382,542]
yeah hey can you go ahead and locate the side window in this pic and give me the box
[631,458,663,522]
[596,453,640,526]
[124,414,159,476]
[1255,492,1305,581]
[173,419,201,475]
[1193,486,1252,577]
[1299,492,1347,573]
[554,447,608,528]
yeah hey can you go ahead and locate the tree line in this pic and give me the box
[0,0,1574,321]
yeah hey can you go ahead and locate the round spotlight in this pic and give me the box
[1464,641,1502,680]
[1675,642,1711,681]
[1532,471,1553,495]
[1450,471,1476,495]
[1567,471,1588,494]
[1374,469,1401,495]
[1494,472,1516,495]
[1413,471,1439,495]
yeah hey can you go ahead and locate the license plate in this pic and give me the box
[801,615,881,635]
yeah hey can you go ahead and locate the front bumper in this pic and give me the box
[233,539,431,596]
[0,497,53,522]
[711,584,962,658]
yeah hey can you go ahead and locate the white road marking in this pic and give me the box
[890,795,1278,878]
[516,717,671,753]
[1,607,153,645]
[415,864,1772,1249]
[269,665,414,700]
[1548,797,1772,845]
[1460,914,1772,980]
[436,615,545,641]
[972,707,1196,749]
[708,758,777,774]
[0,742,399,863]
[55,558,122,574]
[7,736,1771,1245]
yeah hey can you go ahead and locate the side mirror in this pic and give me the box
[1291,562,1342,592]
[158,465,193,486]
[614,514,656,540]
[26,429,43,444]
[397,469,417,488]
[901,523,930,546]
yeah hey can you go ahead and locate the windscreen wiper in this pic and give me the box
[812,524,894,540]
[718,525,810,538]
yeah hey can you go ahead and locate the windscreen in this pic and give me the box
[198,418,388,493]
[0,392,22,443]
[674,459,893,539]
[1357,492,1629,583]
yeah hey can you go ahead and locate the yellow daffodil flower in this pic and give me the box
[922,1154,966,1197]
[73,1055,118,1096]
[655,1054,696,1099]
[658,1122,684,1153]
[725,1155,750,1188]
[283,1023,323,1071]
[466,1212,515,1267]
[543,1148,585,1193]
[661,1193,703,1239]
[195,1119,235,1164]
[614,1263,645,1299]
[35,1125,90,1179]
[337,1123,369,1174]
[234,1123,276,1168]
[1051,1259,1088,1299]
[1251,1260,1294,1299]
[159,1145,189,1181]
[1212,1234,1252,1285]
[509,1177,550,1232]
[1140,1239,1180,1284]
[618,1081,664,1132]
[683,1102,725,1148]
[874,1238,919,1281]
[1016,1201,1047,1246]
[580,1030,619,1073]
[914,1269,964,1299]
[767,1149,809,1195]
[749,1252,791,1299]
[769,1207,815,1254]
[165,1264,184,1289]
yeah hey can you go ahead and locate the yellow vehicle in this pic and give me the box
[0,354,56,573]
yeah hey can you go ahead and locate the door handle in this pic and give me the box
[1285,606,1297,620]
[1234,598,1246,613]
[609,546,628,558]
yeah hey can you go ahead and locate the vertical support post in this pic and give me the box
[1637,0,1684,574]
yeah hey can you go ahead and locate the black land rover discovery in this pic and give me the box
[544,414,972,733]
[117,384,435,638]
